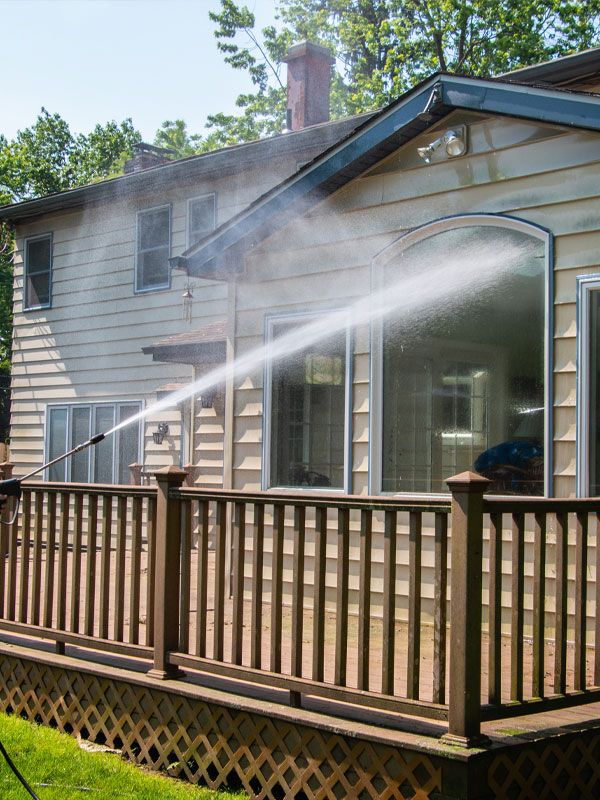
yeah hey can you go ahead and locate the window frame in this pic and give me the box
[576,274,600,496]
[187,193,217,249]
[262,310,353,493]
[24,232,53,311]
[134,204,172,294]
[44,400,143,483]
[369,213,553,497]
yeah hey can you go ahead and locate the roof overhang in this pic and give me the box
[142,322,226,366]
[175,73,600,280]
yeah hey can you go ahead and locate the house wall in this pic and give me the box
[233,111,600,500]
[9,149,327,481]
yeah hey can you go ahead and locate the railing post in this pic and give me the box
[129,463,143,485]
[0,461,13,481]
[148,465,188,680]
[443,470,490,748]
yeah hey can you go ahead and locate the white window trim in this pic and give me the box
[369,213,553,497]
[24,232,53,311]
[262,310,353,493]
[134,204,172,294]
[187,193,217,249]
[44,400,143,482]
[576,275,600,497]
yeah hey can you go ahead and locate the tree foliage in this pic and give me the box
[206,0,600,141]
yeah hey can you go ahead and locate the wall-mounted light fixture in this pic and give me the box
[200,389,216,409]
[417,127,467,164]
[152,422,169,445]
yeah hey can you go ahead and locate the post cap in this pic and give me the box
[152,465,189,484]
[446,471,491,493]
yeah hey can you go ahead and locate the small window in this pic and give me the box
[267,317,348,489]
[188,194,216,246]
[136,206,170,292]
[24,234,52,309]
[46,402,142,483]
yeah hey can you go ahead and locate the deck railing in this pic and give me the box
[0,467,599,746]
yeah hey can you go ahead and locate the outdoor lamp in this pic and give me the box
[153,422,169,445]
[200,390,216,409]
[417,128,466,163]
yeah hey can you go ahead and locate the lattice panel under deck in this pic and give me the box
[0,654,442,800]
[487,735,600,800]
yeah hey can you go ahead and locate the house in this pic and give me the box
[2,44,600,500]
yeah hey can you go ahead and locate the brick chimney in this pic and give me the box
[283,41,335,130]
[124,142,174,173]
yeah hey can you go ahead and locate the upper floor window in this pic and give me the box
[24,233,52,310]
[136,205,171,292]
[188,194,216,246]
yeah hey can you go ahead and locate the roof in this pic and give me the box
[0,113,373,224]
[142,320,226,365]
[176,72,600,279]
[502,46,600,86]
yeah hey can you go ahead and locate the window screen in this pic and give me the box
[25,234,52,309]
[188,195,216,245]
[136,206,170,291]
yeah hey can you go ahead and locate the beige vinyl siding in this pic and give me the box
[11,147,326,478]
[233,111,600,499]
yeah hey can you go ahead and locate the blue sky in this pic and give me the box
[2,0,279,141]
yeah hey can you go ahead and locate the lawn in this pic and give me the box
[0,713,243,800]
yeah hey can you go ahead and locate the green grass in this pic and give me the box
[0,713,244,800]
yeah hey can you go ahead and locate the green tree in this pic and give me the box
[154,119,204,158]
[206,0,600,141]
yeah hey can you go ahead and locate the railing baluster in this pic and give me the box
[145,495,156,647]
[407,510,422,700]
[270,503,284,673]
[510,513,525,703]
[532,512,546,699]
[178,498,191,653]
[55,492,69,653]
[70,493,83,633]
[231,502,246,665]
[574,511,588,692]
[129,496,142,644]
[357,509,372,692]
[433,511,448,705]
[43,492,57,628]
[250,503,265,670]
[335,507,349,687]
[99,495,112,639]
[554,511,568,695]
[488,512,502,704]
[6,492,19,620]
[18,491,32,624]
[312,506,327,683]
[382,509,397,695]
[84,494,98,637]
[291,505,306,703]
[195,500,209,657]
[212,500,226,661]
[595,513,600,686]
[114,496,127,642]
[31,491,43,626]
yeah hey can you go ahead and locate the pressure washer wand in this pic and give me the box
[0,433,106,512]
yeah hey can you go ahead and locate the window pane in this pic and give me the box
[94,407,115,483]
[28,273,50,308]
[71,407,91,482]
[139,208,169,250]
[382,226,544,495]
[26,236,51,307]
[117,404,140,484]
[48,408,68,482]
[137,247,169,289]
[27,237,51,271]
[270,323,345,488]
[189,196,215,244]
[589,292,600,495]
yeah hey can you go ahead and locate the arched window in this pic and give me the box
[370,215,551,496]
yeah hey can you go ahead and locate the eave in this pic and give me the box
[176,73,600,280]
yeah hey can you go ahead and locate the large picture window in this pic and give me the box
[136,206,171,292]
[46,402,141,483]
[266,318,348,489]
[576,276,600,496]
[24,233,52,310]
[374,220,548,496]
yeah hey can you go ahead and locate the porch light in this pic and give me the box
[153,422,169,445]
[417,129,466,163]
[200,390,215,409]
